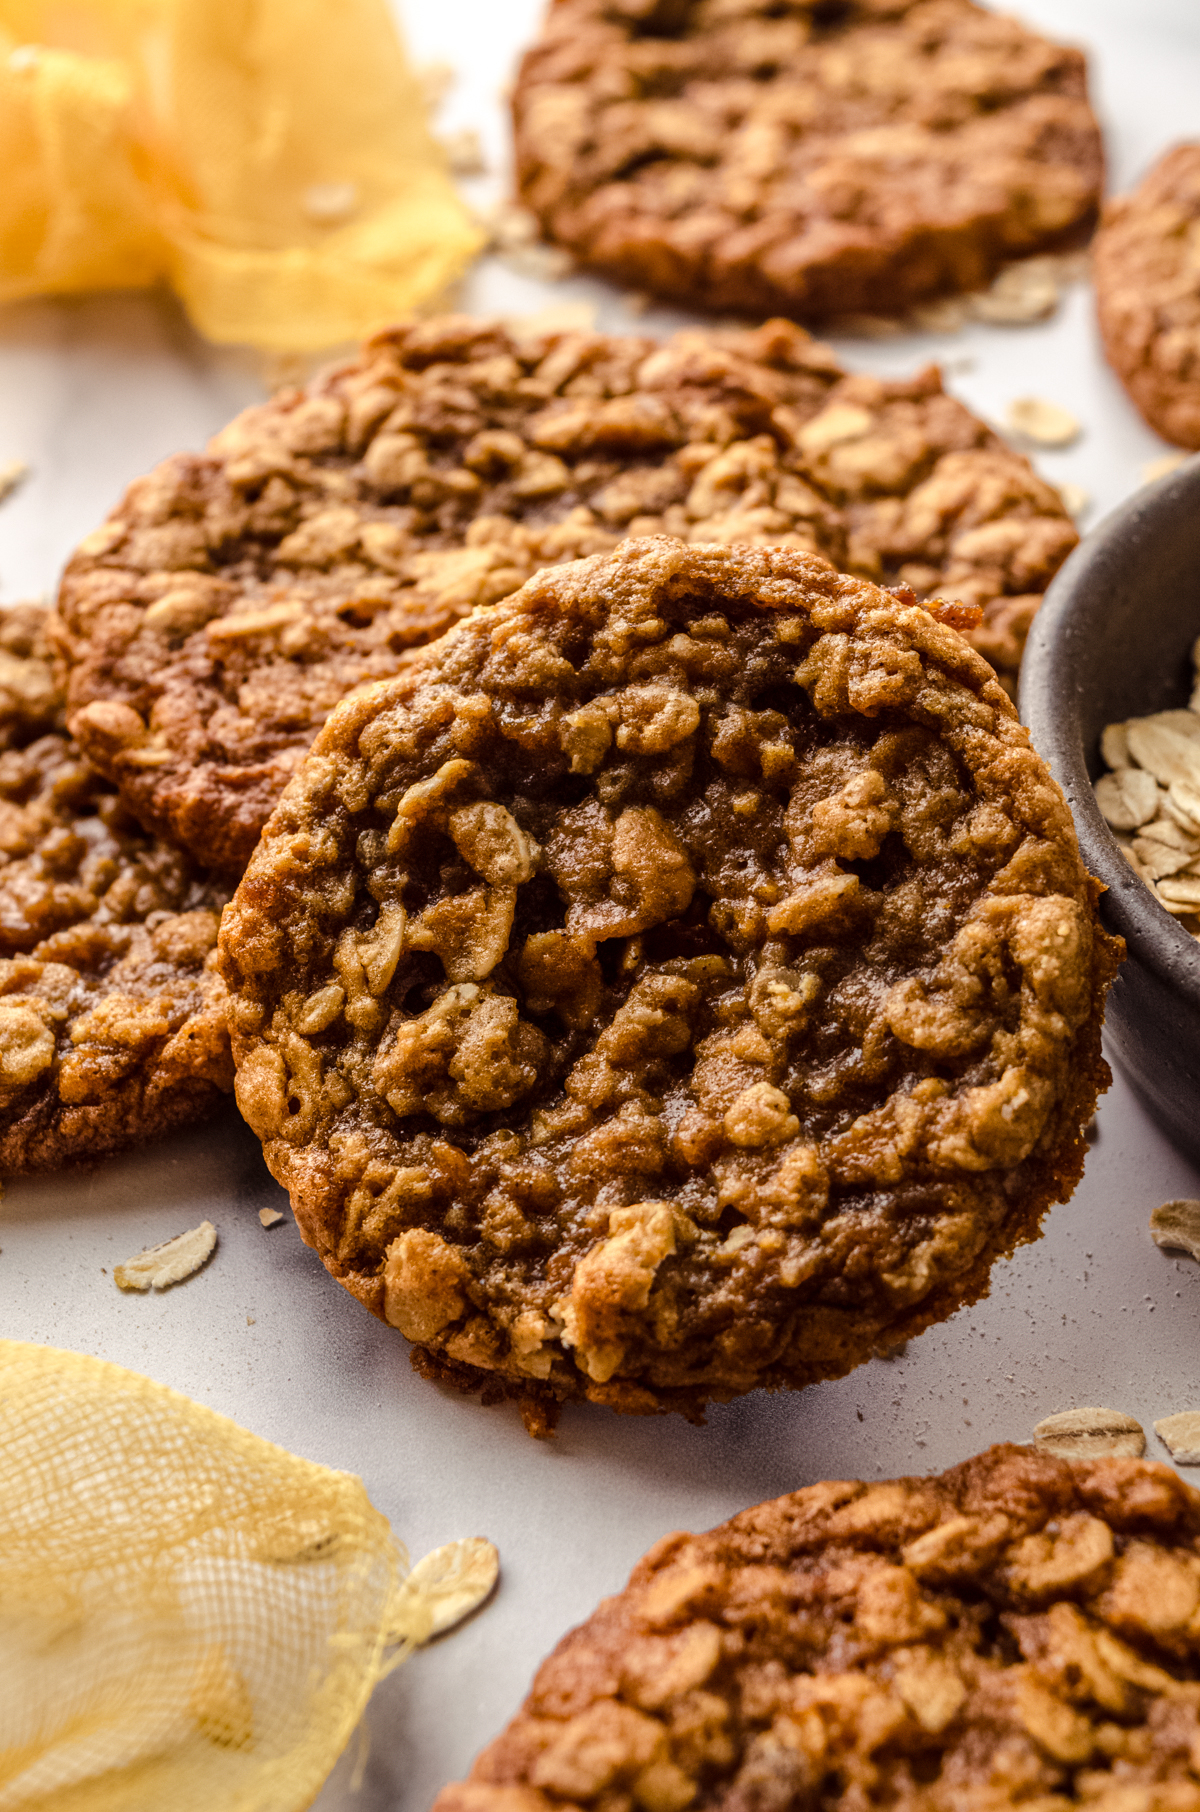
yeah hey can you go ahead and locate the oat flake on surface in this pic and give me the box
[1156,1411,1200,1464]
[1033,1406,1146,1460]
[114,1220,217,1292]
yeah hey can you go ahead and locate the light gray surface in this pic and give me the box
[1,3,1200,1808]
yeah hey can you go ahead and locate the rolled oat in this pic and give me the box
[1155,1411,1200,1464]
[1092,643,1200,937]
[405,1537,500,1638]
[114,1220,218,1292]
[1033,1407,1146,1460]
[1004,397,1081,448]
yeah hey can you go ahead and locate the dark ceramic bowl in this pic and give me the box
[1020,452,1200,1162]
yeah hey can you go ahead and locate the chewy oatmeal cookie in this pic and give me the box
[512,0,1102,324]
[1094,144,1200,451]
[0,602,64,747]
[0,623,233,1172]
[434,1444,1200,1812]
[54,317,1077,874]
[220,539,1117,1429]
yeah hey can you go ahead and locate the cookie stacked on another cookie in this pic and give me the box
[53,318,1077,880]
[513,0,1102,322]
[435,1444,1200,1811]
[1094,144,1200,450]
[0,610,233,1172]
[219,540,1118,1429]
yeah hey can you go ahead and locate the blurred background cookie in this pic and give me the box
[54,317,1076,875]
[435,1443,1200,1812]
[219,539,1118,1430]
[512,0,1102,322]
[1094,143,1200,450]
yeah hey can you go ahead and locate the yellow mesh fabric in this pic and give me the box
[0,0,483,350]
[0,1338,431,1811]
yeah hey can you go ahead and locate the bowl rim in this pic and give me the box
[1019,450,1200,1007]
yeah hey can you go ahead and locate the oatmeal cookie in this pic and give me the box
[512,0,1102,323]
[0,643,233,1172]
[434,1443,1200,1812]
[54,317,1076,874]
[1094,144,1200,451]
[220,539,1118,1427]
[0,602,64,747]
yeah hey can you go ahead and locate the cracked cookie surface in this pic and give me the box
[434,1444,1200,1812]
[54,317,1076,874]
[1094,143,1200,451]
[0,615,233,1173]
[219,540,1117,1426]
[512,0,1102,323]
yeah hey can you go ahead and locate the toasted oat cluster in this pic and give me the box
[512,0,1102,323]
[434,1444,1200,1812]
[0,622,233,1172]
[1094,145,1200,451]
[54,318,1077,875]
[219,540,1117,1428]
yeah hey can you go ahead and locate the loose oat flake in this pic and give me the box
[440,127,486,176]
[114,1220,217,1292]
[404,1537,499,1638]
[1142,452,1188,485]
[258,1207,285,1228]
[1004,397,1081,447]
[1150,1197,1200,1264]
[1033,1406,1146,1460]
[1155,1411,1200,1464]
[971,259,1061,325]
[0,459,27,504]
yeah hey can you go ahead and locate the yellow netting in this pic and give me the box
[0,1338,432,1811]
[0,0,484,350]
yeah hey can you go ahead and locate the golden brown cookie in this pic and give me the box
[512,0,1102,322]
[434,1443,1200,1812]
[0,616,233,1173]
[1094,143,1200,451]
[0,602,64,748]
[219,540,1118,1429]
[54,317,1076,875]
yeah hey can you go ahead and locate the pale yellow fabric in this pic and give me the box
[0,1339,433,1811]
[0,0,483,349]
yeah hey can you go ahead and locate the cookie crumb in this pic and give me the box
[1004,397,1081,447]
[258,1207,285,1228]
[1033,1406,1145,1459]
[114,1221,218,1292]
[1155,1411,1200,1463]
[1057,482,1090,520]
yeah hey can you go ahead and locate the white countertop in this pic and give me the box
[2,3,1199,1807]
